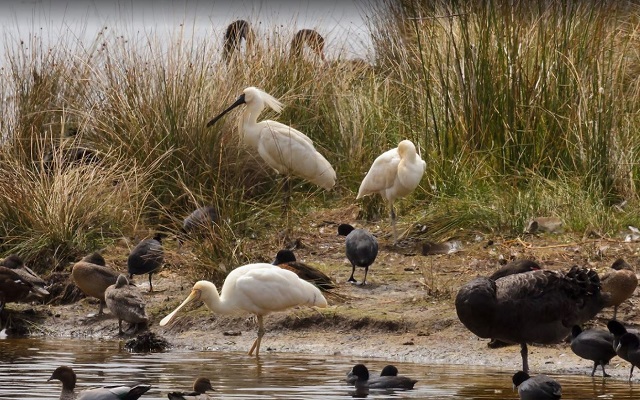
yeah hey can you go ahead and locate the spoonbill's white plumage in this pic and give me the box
[356,139,426,244]
[160,262,328,357]
[206,87,336,191]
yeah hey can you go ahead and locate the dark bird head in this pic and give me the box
[273,249,296,265]
[337,223,355,237]
[607,319,628,336]
[1,254,24,269]
[193,377,215,393]
[511,370,530,387]
[48,366,76,391]
[350,364,369,381]
[611,258,633,271]
[206,93,246,127]
[571,325,583,339]
[380,365,398,376]
[81,252,106,266]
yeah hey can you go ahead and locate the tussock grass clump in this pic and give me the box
[1,2,640,275]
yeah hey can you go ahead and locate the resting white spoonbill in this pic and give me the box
[206,87,336,191]
[160,262,328,357]
[356,139,426,244]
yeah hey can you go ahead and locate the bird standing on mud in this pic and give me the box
[105,274,149,336]
[455,265,610,373]
[71,252,121,316]
[356,139,426,244]
[600,258,638,320]
[569,325,616,377]
[272,249,335,291]
[338,223,378,285]
[127,233,164,292]
[160,262,327,357]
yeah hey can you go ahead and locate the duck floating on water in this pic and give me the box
[48,365,151,400]
[167,377,215,400]
[346,364,417,389]
[511,370,561,400]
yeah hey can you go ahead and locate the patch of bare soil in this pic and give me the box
[4,205,640,380]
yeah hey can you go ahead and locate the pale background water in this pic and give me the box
[0,338,639,399]
[0,0,375,64]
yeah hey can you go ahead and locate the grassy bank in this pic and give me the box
[0,0,639,274]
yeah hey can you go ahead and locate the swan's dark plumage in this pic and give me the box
[570,325,616,377]
[456,266,610,372]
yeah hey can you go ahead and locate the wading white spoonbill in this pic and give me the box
[160,262,328,357]
[206,87,336,191]
[356,139,426,244]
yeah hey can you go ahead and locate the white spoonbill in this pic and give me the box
[160,262,328,357]
[206,87,336,191]
[356,139,426,244]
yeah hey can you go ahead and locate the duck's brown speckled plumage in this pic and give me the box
[105,274,148,335]
[601,258,638,319]
[71,252,120,315]
[456,266,610,372]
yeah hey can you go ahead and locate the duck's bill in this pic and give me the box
[159,289,200,326]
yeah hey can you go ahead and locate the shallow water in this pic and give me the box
[0,338,638,399]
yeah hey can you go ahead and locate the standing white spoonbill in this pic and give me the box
[356,139,426,244]
[160,263,328,357]
[206,87,336,191]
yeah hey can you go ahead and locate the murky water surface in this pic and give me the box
[0,338,638,399]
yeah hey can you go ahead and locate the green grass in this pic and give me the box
[1,1,640,274]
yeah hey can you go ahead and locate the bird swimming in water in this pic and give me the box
[511,370,561,400]
[167,377,215,400]
[338,223,378,285]
[569,325,616,377]
[105,274,149,336]
[48,365,151,400]
[456,265,610,372]
[127,233,164,292]
[160,262,328,357]
[356,139,426,244]
[346,364,417,389]
[272,249,335,291]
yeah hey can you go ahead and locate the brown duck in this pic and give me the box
[456,265,610,372]
[105,274,149,335]
[601,258,638,319]
[1,254,49,301]
[71,252,123,316]
[0,266,49,313]
[272,249,335,292]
